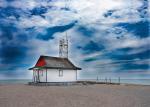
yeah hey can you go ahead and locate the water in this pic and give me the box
[0,79,31,85]
[0,79,150,85]
[78,78,150,85]
[117,79,150,85]
[104,79,150,85]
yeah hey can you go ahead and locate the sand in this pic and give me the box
[0,84,150,107]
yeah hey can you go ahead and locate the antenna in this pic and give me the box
[129,0,135,22]
[59,32,69,58]
[59,39,63,58]
[65,0,70,9]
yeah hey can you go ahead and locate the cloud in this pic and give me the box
[0,0,149,79]
[116,21,149,38]
[18,16,50,28]
[36,21,77,40]
[0,0,8,8]
[30,6,48,16]
[9,0,40,10]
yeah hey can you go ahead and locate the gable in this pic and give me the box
[35,57,46,67]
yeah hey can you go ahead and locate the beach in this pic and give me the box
[0,84,150,107]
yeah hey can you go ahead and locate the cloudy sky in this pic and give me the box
[0,0,149,79]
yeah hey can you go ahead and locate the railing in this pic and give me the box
[77,77,121,84]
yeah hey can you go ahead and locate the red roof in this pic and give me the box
[29,55,81,70]
[35,57,46,67]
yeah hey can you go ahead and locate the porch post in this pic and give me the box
[32,69,34,82]
[32,70,34,82]
[38,69,40,82]
[76,70,77,80]
[46,68,47,82]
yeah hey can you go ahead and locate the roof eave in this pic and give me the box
[76,68,82,70]
[28,66,45,70]
[29,66,82,70]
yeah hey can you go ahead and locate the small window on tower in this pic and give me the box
[59,69,63,77]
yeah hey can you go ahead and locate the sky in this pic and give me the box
[0,0,149,79]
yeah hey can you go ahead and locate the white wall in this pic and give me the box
[38,69,77,82]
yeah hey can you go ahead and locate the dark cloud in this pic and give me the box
[0,7,31,19]
[0,45,28,64]
[82,41,104,54]
[105,49,150,60]
[0,7,19,19]
[137,0,148,18]
[83,57,97,62]
[30,6,48,16]
[0,22,30,73]
[36,21,77,40]
[77,40,105,55]
[0,23,29,42]
[116,21,149,38]
[76,26,96,37]
[103,10,117,18]
[120,63,149,71]
[61,7,71,11]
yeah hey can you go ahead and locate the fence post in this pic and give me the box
[105,77,107,84]
[118,77,120,84]
[109,78,111,84]
[99,77,100,82]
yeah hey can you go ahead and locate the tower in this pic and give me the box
[59,32,68,58]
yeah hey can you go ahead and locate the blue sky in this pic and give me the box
[0,0,149,79]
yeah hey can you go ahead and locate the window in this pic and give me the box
[59,69,63,77]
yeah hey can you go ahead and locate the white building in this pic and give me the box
[29,55,81,82]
